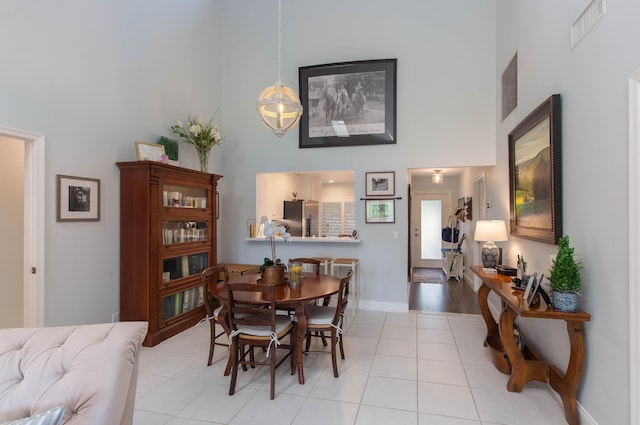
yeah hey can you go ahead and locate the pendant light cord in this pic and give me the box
[277,0,282,82]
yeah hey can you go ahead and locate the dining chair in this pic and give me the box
[289,257,321,277]
[226,282,297,400]
[304,270,352,377]
[200,265,231,368]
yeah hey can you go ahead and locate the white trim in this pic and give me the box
[629,69,640,425]
[0,126,45,327]
[358,300,408,313]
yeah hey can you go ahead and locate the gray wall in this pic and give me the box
[0,0,634,422]
[491,1,637,423]
[218,0,497,310]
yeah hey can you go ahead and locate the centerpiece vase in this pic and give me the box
[197,148,211,172]
[260,264,286,285]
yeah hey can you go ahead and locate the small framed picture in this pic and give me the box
[57,175,100,222]
[522,273,534,300]
[365,199,395,223]
[524,272,539,307]
[527,277,542,308]
[365,171,395,196]
[135,141,165,162]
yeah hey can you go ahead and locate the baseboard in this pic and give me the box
[358,300,408,313]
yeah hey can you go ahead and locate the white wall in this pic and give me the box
[494,1,639,423]
[0,136,24,327]
[0,0,634,421]
[0,0,225,325]
[218,0,497,309]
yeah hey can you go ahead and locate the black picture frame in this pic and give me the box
[508,94,562,245]
[365,171,395,196]
[56,174,101,222]
[299,58,397,148]
[365,199,395,223]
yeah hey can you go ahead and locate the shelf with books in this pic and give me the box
[162,220,209,245]
[117,161,222,346]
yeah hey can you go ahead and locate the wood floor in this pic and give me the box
[408,268,481,314]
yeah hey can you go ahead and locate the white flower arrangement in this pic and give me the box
[170,115,222,152]
[260,215,291,266]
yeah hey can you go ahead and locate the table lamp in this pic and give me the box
[474,220,508,268]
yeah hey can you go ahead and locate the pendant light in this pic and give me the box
[432,170,444,184]
[256,0,303,137]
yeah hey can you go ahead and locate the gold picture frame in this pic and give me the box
[135,141,165,162]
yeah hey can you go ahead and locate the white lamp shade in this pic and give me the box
[474,220,508,242]
[432,172,443,184]
[256,81,303,137]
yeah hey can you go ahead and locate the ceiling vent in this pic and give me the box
[571,0,606,49]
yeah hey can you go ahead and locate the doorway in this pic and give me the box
[0,126,45,327]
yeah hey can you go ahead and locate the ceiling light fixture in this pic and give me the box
[432,170,444,184]
[256,0,303,137]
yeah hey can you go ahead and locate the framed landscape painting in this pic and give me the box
[508,94,562,244]
[299,58,397,148]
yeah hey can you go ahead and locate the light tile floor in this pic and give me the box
[134,311,569,425]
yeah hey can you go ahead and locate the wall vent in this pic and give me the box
[571,0,606,49]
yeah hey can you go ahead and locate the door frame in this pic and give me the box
[0,125,45,327]
[628,69,640,425]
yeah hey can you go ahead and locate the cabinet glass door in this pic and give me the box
[162,184,208,208]
[162,252,209,283]
[162,220,209,245]
[161,287,205,321]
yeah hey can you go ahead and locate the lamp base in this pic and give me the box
[481,241,500,268]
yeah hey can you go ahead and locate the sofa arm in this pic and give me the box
[0,322,147,425]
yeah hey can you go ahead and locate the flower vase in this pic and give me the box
[260,265,286,285]
[197,148,211,172]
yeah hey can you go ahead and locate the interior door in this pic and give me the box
[410,192,449,268]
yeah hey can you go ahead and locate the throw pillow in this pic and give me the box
[0,406,65,425]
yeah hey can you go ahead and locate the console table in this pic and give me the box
[470,265,591,425]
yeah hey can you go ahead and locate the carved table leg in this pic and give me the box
[478,283,499,345]
[549,321,585,425]
[500,307,548,392]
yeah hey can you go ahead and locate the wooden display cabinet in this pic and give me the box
[117,161,222,346]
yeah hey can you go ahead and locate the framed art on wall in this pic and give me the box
[57,175,100,222]
[365,171,395,196]
[508,94,562,245]
[298,58,397,148]
[365,199,395,223]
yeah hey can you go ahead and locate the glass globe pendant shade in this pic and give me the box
[256,80,303,137]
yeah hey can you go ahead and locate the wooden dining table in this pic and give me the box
[209,272,342,385]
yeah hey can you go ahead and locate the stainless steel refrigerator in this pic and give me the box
[283,200,319,237]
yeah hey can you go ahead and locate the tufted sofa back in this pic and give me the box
[0,322,147,425]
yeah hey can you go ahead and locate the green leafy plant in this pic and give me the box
[548,235,582,292]
[157,136,179,161]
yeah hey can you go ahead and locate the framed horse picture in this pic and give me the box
[298,58,397,148]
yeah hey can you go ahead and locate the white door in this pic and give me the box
[411,192,450,268]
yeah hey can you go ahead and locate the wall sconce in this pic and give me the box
[432,170,443,184]
[474,220,508,268]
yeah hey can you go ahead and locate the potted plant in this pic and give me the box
[259,216,290,284]
[157,136,179,166]
[548,235,582,312]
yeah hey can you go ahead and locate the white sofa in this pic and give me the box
[0,322,147,425]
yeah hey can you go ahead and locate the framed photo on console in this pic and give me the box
[299,58,397,148]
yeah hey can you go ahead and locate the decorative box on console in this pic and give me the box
[496,265,517,276]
